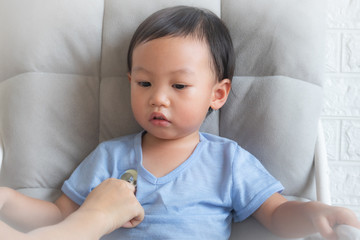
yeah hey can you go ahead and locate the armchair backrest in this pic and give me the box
[0,0,325,239]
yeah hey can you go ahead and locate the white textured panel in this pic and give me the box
[342,33,360,73]
[329,164,360,206]
[322,77,360,116]
[341,120,360,161]
[327,0,360,29]
[322,119,340,160]
[325,0,360,216]
[325,32,340,72]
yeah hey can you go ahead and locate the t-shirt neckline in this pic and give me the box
[134,131,205,185]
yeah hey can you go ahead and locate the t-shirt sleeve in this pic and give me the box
[61,143,111,205]
[232,146,284,222]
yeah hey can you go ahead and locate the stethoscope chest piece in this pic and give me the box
[120,169,137,187]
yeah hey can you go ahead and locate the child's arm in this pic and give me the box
[0,187,78,231]
[253,193,360,239]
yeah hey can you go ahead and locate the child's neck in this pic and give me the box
[141,131,200,178]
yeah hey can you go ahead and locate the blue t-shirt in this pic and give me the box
[62,132,283,239]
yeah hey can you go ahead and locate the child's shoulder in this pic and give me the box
[200,132,239,147]
[98,132,141,150]
[199,132,254,163]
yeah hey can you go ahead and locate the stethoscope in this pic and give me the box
[120,169,138,188]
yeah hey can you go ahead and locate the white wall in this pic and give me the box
[323,0,360,218]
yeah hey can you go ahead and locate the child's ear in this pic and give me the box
[210,79,231,110]
[127,73,132,82]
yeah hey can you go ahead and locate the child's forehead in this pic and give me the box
[131,36,216,79]
[136,35,208,50]
[133,36,211,60]
[133,37,211,63]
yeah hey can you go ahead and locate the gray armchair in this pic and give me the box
[0,0,335,239]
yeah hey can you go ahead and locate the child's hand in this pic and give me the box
[307,202,360,240]
[253,193,360,239]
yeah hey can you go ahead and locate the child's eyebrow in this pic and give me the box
[170,68,196,76]
[132,66,195,76]
[132,66,151,74]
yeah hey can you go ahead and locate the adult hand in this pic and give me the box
[80,178,144,234]
[0,178,144,240]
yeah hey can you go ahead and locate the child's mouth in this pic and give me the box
[153,116,165,120]
[149,113,170,126]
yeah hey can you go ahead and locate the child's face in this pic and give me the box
[128,36,226,140]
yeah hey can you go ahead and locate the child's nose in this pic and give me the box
[149,88,170,107]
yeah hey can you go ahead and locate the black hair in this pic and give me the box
[127,6,235,82]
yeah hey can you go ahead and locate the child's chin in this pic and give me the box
[144,130,180,140]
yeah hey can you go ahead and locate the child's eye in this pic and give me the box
[172,84,187,90]
[138,81,151,87]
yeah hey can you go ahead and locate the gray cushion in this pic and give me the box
[222,0,325,86]
[0,73,99,191]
